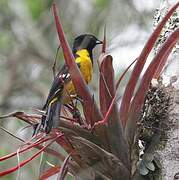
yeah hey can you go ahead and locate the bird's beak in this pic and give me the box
[96,39,103,45]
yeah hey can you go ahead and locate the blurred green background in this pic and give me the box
[0,0,171,179]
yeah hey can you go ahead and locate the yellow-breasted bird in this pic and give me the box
[38,34,102,134]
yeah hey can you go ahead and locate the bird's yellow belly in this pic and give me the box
[79,59,92,84]
[62,58,92,104]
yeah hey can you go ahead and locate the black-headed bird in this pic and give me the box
[38,34,102,134]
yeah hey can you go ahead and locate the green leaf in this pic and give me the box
[139,161,149,176]
[144,161,155,171]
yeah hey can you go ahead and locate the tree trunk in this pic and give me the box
[157,76,179,179]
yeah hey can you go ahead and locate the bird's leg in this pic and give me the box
[64,103,83,125]
[74,95,83,103]
[65,92,83,124]
[74,96,89,126]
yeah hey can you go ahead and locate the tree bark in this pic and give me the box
[156,87,179,180]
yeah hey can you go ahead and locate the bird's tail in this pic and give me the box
[32,100,61,136]
[43,99,61,133]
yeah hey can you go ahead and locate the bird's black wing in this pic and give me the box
[43,60,81,110]
[43,64,70,110]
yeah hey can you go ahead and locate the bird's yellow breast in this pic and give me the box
[75,49,93,83]
[62,49,93,102]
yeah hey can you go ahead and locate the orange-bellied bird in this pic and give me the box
[38,34,102,134]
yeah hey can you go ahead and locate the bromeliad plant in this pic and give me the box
[0,2,179,180]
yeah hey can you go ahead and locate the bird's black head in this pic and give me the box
[72,34,102,54]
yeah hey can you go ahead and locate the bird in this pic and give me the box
[37,34,102,134]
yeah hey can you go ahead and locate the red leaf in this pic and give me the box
[0,137,54,162]
[0,135,62,177]
[116,58,138,90]
[101,25,106,53]
[98,55,130,169]
[1,126,65,161]
[40,166,60,180]
[153,31,179,78]
[99,55,115,115]
[57,153,72,180]
[125,28,179,146]
[0,111,40,124]
[119,2,179,127]
[55,134,84,167]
